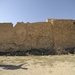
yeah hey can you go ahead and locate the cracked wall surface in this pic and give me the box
[0,19,75,52]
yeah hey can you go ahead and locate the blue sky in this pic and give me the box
[0,0,75,25]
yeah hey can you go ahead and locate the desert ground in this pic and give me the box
[0,55,75,75]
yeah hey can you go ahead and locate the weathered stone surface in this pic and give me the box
[50,19,75,49]
[0,19,75,53]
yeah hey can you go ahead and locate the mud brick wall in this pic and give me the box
[0,19,75,52]
[47,19,75,49]
[0,22,53,52]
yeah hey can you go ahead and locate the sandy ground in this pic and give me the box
[0,55,75,75]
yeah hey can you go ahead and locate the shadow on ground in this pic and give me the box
[0,63,28,70]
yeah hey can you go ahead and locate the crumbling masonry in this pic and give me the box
[0,19,75,55]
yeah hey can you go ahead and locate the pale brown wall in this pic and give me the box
[0,19,75,52]
[0,22,53,52]
[14,22,53,51]
[47,19,75,49]
[0,23,14,52]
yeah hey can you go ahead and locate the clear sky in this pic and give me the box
[0,0,75,25]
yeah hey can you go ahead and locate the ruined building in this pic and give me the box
[0,19,75,55]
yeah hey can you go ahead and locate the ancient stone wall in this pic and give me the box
[47,19,75,49]
[0,19,75,53]
[0,22,53,52]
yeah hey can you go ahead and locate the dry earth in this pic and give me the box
[0,55,75,75]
